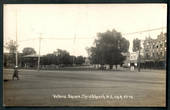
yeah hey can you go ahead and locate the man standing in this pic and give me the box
[12,66,19,80]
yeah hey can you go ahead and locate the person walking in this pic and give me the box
[12,66,19,80]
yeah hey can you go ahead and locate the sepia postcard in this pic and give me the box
[3,4,167,107]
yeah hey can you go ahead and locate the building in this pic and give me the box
[143,37,155,59]
[155,32,166,59]
[143,32,166,61]
[129,52,139,66]
[142,32,166,69]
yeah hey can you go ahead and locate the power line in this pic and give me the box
[18,38,38,43]
[122,27,166,35]
[41,37,93,40]
[42,37,74,40]
[8,27,166,43]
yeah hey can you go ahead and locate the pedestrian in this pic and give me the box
[130,63,135,72]
[12,66,19,80]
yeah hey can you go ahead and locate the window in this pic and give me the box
[160,52,162,56]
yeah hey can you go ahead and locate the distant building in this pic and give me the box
[155,33,166,59]
[130,52,138,62]
[129,49,145,67]
[143,37,155,59]
[143,32,166,61]
[129,52,138,66]
[141,32,166,69]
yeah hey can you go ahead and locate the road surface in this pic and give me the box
[3,69,166,107]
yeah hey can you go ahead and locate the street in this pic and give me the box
[3,69,166,107]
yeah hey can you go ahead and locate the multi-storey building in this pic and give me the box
[143,32,166,61]
[155,33,167,59]
[143,37,155,59]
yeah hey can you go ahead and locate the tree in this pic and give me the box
[53,49,72,65]
[75,56,85,65]
[22,47,36,56]
[88,29,129,69]
[5,40,17,54]
[87,47,96,64]
[4,40,17,66]
[41,49,75,66]
[41,54,58,65]
[133,38,141,72]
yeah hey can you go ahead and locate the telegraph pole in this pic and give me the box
[138,48,141,72]
[15,8,18,67]
[138,33,142,72]
[72,34,76,66]
[37,33,42,71]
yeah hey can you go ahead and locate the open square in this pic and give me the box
[3,69,166,106]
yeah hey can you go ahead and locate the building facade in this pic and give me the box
[143,32,166,61]
[142,32,166,69]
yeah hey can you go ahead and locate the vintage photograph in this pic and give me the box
[3,4,167,106]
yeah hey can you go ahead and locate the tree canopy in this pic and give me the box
[5,40,17,54]
[88,29,129,68]
[75,56,85,65]
[41,49,85,66]
[22,47,36,56]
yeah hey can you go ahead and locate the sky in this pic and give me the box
[4,4,167,57]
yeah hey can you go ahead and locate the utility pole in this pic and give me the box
[15,8,18,67]
[73,34,76,66]
[138,48,141,72]
[37,33,42,71]
[138,34,142,72]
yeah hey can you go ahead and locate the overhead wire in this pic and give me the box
[7,27,166,43]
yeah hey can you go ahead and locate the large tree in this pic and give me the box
[41,49,74,66]
[4,40,17,66]
[22,47,36,56]
[88,29,129,69]
[75,56,85,65]
[4,40,24,67]
[54,49,72,65]
[5,40,17,54]
[41,54,58,65]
